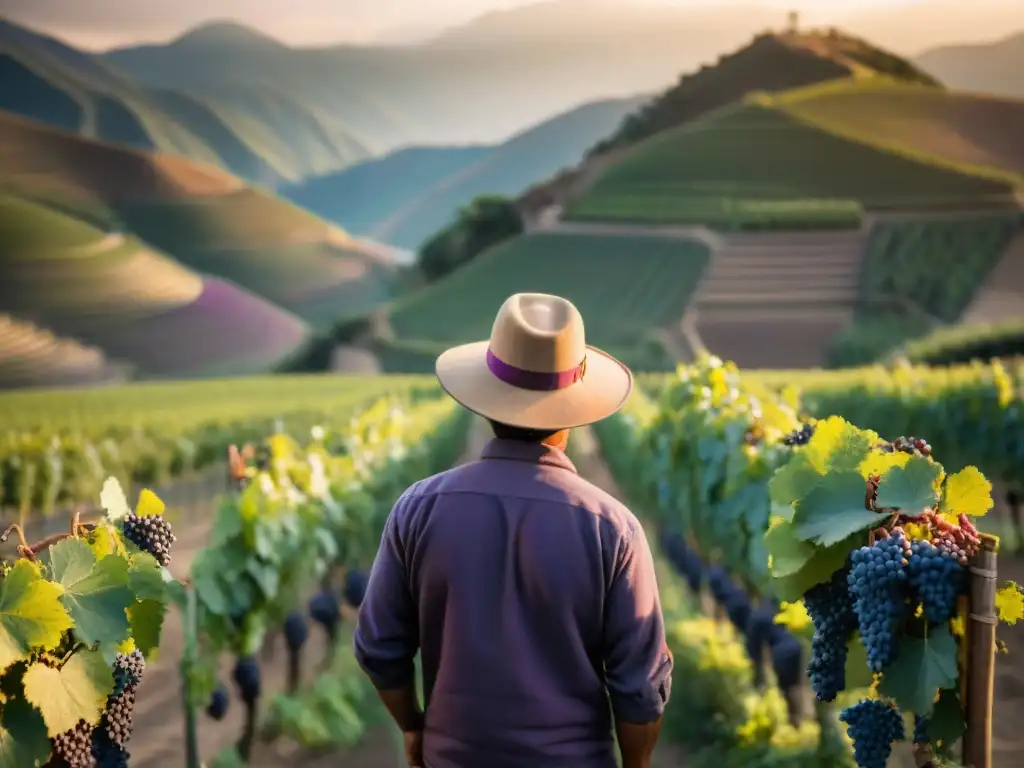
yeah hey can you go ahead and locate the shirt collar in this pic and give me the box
[479,438,578,474]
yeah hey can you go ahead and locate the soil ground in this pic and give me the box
[122,424,1024,767]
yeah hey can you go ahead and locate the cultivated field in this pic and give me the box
[383,232,710,370]
[567,98,1020,228]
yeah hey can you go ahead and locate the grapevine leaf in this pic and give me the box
[0,559,72,672]
[128,598,167,659]
[88,523,124,559]
[0,698,50,768]
[995,581,1024,625]
[874,457,942,515]
[801,417,876,475]
[100,477,130,522]
[768,458,820,516]
[793,471,879,547]
[135,488,165,518]
[774,601,811,633]
[23,650,112,736]
[878,625,958,716]
[770,536,854,602]
[128,553,167,601]
[942,467,993,517]
[765,520,814,578]
[48,539,133,647]
[927,688,965,748]
[859,449,910,479]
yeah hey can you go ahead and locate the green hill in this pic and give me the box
[587,30,939,158]
[566,84,1021,229]
[0,112,397,331]
[0,194,310,381]
[915,31,1024,99]
[0,19,371,183]
[363,232,710,372]
[285,96,648,249]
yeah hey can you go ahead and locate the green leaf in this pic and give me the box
[878,625,958,715]
[770,537,853,602]
[793,471,880,547]
[0,560,72,673]
[765,521,815,578]
[100,477,130,522]
[23,650,112,736]
[128,599,167,658]
[874,457,942,515]
[927,687,965,748]
[128,554,167,602]
[802,417,876,475]
[942,466,993,518]
[844,634,873,690]
[48,539,133,648]
[0,698,50,768]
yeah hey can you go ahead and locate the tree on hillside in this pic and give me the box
[418,195,523,282]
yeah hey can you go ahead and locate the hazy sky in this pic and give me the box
[1,0,1018,51]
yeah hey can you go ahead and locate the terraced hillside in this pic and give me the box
[691,230,867,368]
[0,20,371,182]
[0,194,310,380]
[567,97,1020,229]
[0,314,126,388]
[0,113,397,332]
[956,231,1024,324]
[371,233,710,372]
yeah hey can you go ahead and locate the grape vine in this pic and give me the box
[0,478,175,768]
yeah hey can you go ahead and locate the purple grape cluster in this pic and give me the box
[848,533,910,671]
[840,699,905,768]
[907,540,966,624]
[804,566,857,701]
[121,512,175,567]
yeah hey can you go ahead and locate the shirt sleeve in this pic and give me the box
[353,492,419,690]
[602,517,673,723]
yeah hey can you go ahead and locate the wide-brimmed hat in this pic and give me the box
[435,293,633,430]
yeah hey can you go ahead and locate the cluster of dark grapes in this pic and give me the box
[724,587,752,635]
[804,566,857,701]
[206,685,230,721]
[913,714,929,745]
[233,656,262,705]
[745,603,776,688]
[879,435,932,457]
[121,512,176,567]
[783,422,815,446]
[50,650,145,767]
[769,626,804,690]
[343,569,369,608]
[284,610,309,651]
[933,512,981,565]
[309,587,342,639]
[839,699,905,768]
[848,531,910,671]
[907,539,966,623]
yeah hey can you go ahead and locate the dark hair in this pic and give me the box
[488,420,561,443]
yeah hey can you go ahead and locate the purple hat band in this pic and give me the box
[486,348,587,391]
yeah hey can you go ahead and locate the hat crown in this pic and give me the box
[489,293,585,373]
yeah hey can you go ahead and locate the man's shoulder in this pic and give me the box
[558,471,641,541]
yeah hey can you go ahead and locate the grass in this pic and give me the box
[567,88,1021,229]
[899,318,1024,365]
[382,232,709,371]
[861,215,1021,322]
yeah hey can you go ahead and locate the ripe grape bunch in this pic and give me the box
[804,566,857,701]
[933,512,981,566]
[907,539,967,624]
[849,530,910,671]
[840,698,905,768]
[49,650,145,767]
[121,511,175,567]
[879,435,932,457]
[783,422,815,446]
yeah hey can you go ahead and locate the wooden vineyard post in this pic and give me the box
[962,534,998,768]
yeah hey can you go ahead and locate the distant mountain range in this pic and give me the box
[282,95,648,249]
[915,32,1024,98]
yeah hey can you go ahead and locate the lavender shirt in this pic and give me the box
[354,438,672,768]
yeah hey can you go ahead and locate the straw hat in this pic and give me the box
[435,293,633,430]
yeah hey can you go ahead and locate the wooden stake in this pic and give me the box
[962,534,998,768]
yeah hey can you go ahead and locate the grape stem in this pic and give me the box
[2,522,99,561]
